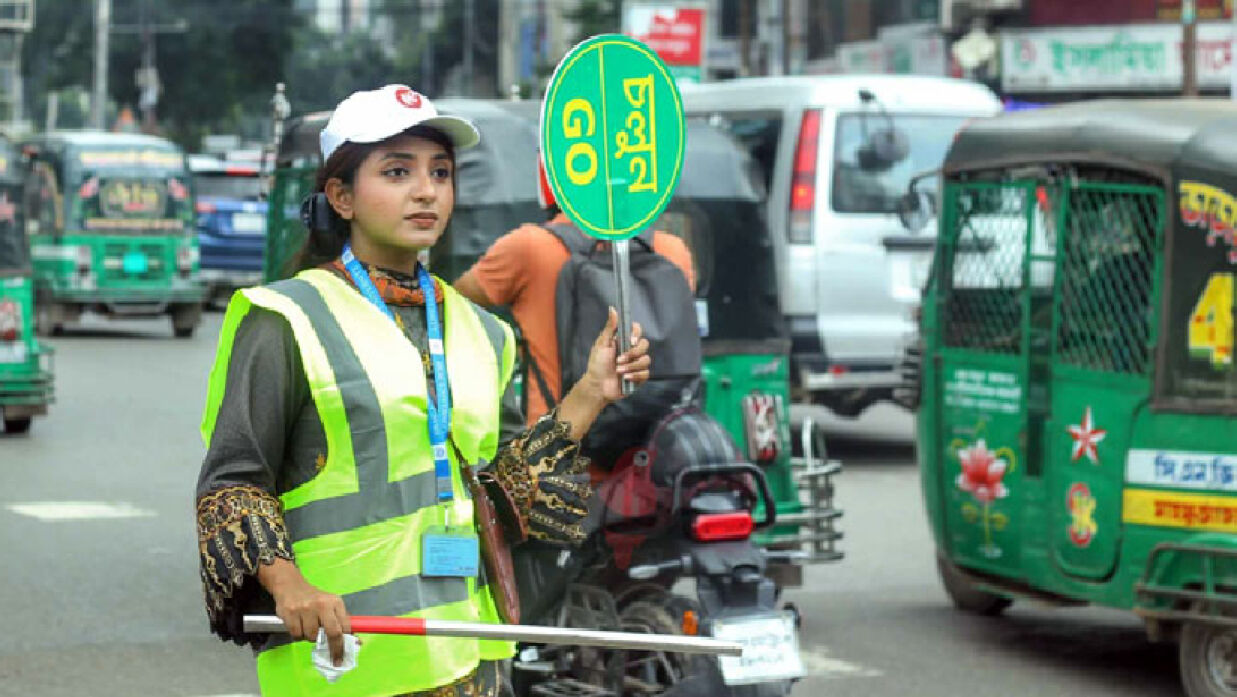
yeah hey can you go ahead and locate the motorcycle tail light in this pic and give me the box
[177,246,196,273]
[0,300,20,341]
[741,393,781,463]
[691,512,754,542]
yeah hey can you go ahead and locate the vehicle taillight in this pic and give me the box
[691,512,754,542]
[788,109,821,245]
[76,246,92,272]
[0,300,20,341]
[177,246,196,274]
[78,176,99,199]
[741,393,781,463]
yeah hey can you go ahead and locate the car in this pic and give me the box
[189,153,267,306]
[681,75,1002,416]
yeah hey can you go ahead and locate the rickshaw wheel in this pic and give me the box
[935,553,1011,616]
[1181,620,1237,697]
[3,417,31,434]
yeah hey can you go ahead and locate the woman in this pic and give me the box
[194,84,651,697]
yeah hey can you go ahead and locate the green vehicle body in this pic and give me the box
[263,98,841,582]
[22,132,204,336]
[915,100,1237,693]
[0,134,52,433]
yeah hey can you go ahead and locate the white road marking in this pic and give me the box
[800,646,884,678]
[6,501,157,521]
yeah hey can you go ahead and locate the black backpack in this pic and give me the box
[527,222,702,464]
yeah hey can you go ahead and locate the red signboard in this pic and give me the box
[630,8,705,67]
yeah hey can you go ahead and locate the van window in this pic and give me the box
[832,114,970,214]
[706,112,782,195]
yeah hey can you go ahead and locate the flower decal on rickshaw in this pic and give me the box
[1067,482,1097,548]
[954,438,1016,559]
[956,440,1009,504]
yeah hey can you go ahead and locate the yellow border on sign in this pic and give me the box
[1123,488,1237,533]
[543,37,686,239]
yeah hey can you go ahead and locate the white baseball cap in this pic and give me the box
[319,84,480,161]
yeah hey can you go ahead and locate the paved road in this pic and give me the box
[0,313,1184,696]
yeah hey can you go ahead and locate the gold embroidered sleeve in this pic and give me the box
[490,409,594,546]
[196,485,294,647]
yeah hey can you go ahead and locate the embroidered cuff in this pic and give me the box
[492,409,594,546]
[196,485,293,647]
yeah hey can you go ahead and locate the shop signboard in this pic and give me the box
[1001,22,1234,93]
[622,2,707,83]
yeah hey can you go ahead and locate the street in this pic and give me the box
[0,313,1182,697]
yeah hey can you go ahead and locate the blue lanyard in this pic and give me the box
[341,243,455,503]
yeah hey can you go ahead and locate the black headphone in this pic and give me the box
[300,192,335,234]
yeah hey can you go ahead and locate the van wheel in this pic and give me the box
[936,552,1012,616]
[1180,619,1237,697]
[4,417,32,434]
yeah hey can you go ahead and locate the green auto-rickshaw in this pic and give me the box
[0,134,52,433]
[911,100,1237,697]
[22,132,204,337]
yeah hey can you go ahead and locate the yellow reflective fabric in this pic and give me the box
[256,596,508,697]
[211,270,517,697]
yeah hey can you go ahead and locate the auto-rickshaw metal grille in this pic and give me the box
[1055,184,1161,375]
[941,183,1033,355]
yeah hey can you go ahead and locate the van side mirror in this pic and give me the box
[897,190,934,232]
[858,128,909,171]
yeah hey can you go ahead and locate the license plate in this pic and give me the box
[231,212,266,234]
[123,252,148,274]
[712,612,805,686]
[0,342,27,364]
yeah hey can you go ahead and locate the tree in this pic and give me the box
[566,0,621,44]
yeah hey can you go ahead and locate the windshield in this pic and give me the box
[194,172,262,200]
[832,114,970,214]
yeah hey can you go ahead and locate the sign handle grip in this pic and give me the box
[613,238,635,397]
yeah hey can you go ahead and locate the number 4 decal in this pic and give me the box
[1189,273,1234,368]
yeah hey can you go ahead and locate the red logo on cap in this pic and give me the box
[395,88,422,109]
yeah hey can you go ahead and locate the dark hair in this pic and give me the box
[290,125,457,273]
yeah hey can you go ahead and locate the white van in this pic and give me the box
[681,75,1001,416]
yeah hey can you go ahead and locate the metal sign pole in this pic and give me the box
[612,238,635,395]
[243,615,742,657]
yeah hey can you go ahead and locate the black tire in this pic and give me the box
[619,600,697,693]
[174,325,195,339]
[4,417,32,434]
[936,552,1012,616]
[171,304,201,339]
[1180,620,1237,697]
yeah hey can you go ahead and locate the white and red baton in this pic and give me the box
[243,615,743,657]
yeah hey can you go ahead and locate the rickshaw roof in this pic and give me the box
[30,130,182,151]
[944,99,1237,177]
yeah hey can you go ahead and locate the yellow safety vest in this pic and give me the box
[201,268,516,697]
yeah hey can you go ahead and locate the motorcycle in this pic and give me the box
[512,406,809,697]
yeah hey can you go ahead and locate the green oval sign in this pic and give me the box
[541,34,686,241]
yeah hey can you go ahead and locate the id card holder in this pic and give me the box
[421,526,480,578]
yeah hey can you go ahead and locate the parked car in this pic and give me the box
[681,75,1001,416]
[188,154,266,306]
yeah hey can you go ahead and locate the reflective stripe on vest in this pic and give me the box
[201,269,516,697]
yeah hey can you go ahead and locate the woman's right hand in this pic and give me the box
[258,557,352,666]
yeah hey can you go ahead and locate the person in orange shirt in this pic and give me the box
[454,159,696,430]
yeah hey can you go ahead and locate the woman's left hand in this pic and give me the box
[587,306,651,403]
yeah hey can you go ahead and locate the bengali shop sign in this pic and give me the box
[623,2,707,82]
[1001,23,1234,93]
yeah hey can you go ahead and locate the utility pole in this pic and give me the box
[1183,0,1198,96]
[111,0,188,133]
[739,0,751,76]
[464,0,474,96]
[91,0,110,130]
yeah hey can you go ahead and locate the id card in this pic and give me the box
[421,526,480,578]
